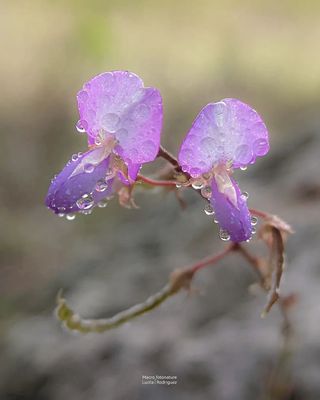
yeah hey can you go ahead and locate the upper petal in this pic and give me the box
[178,98,269,176]
[210,176,252,242]
[77,71,163,165]
[46,147,114,214]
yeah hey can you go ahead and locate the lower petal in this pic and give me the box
[210,176,252,242]
[46,148,114,214]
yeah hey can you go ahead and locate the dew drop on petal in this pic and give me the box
[201,186,212,199]
[142,140,157,157]
[253,138,269,156]
[97,199,108,208]
[58,213,65,218]
[71,154,78,162]
[81,209,93,215]
[176,183,182,188]
[251,216,258,226]
[76,119,88,133]
[84,163,95,174]
[219,229,231,241]
[200,137,216,148]
[240,166,247,171]
[192,180,204,190]
[95,179,108,192]
[190,167,202,177]
[106,168,114,178]
[235,144,252,164]
[76,193,94,210]
[115,128,128,142]
[241,191,249,200]
[101,113,120,133]
[252,227,256,235]
[94,137,102,146]
[204,204,215,216]
[66,213,76,221]
[213,102,227,127]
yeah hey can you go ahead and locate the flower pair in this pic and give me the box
[46,71,269,242]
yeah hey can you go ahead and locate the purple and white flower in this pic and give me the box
[178,98,269,242]
[46,71,163,215]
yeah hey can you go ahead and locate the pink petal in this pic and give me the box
[178,99,269,177]
[77,71,163,165]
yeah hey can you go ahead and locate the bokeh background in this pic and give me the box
[1,1,320,399]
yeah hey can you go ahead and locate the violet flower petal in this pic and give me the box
[77,71,163,166]
[46,147,113,214]
[179,98,269,177]
[210,176,252,242]
[117,162,141,186]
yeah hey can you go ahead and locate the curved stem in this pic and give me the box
[56,244,235,334]
[137,174,178,187]
[191,243,236,273]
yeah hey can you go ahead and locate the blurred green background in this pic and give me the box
[1,1,320,399]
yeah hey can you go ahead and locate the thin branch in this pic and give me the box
[137,174,178,187]
[55,245,235,334]
[190,243,236,273]
[157,145,180,169]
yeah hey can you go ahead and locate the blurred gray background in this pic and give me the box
[0,1,320,399]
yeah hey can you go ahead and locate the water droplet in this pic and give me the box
[192,179,204,189]
[95,179,108,192]
[219,229,230,241]
[71,153,78,162]
[78,152,83,158]
[134,103,150,119]
[214,102,227,127]
[201,186,212,199]
[175,183,182,189]
[101,113,120,133]
[76,119,88,133]
[58,213,65,218]
[106,168,114,177]
[253,137,268,156]
[142,140,157,157]
[179,148,194,163]
[251,216,258,226]
[252,227,256,235]
[81,209,93,215]
[213,218,219,224]
[235,144,252,164]
[241,191,249,200]
[204,204,215,216]
[66,213,76,221]
[97,199,108,208]
[76,194,94,210]
[78,90,88,103]
[115,128,128,142]
[200,137,216,148]
[94,137,102,146]
[84,163,94,173]
[240,166,247,171]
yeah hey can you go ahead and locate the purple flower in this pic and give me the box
[46,71,163,215]
[178,99,269,242]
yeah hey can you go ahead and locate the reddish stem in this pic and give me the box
[137,174,178,187]
[249,208,269,219]
[190,243,236,273]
